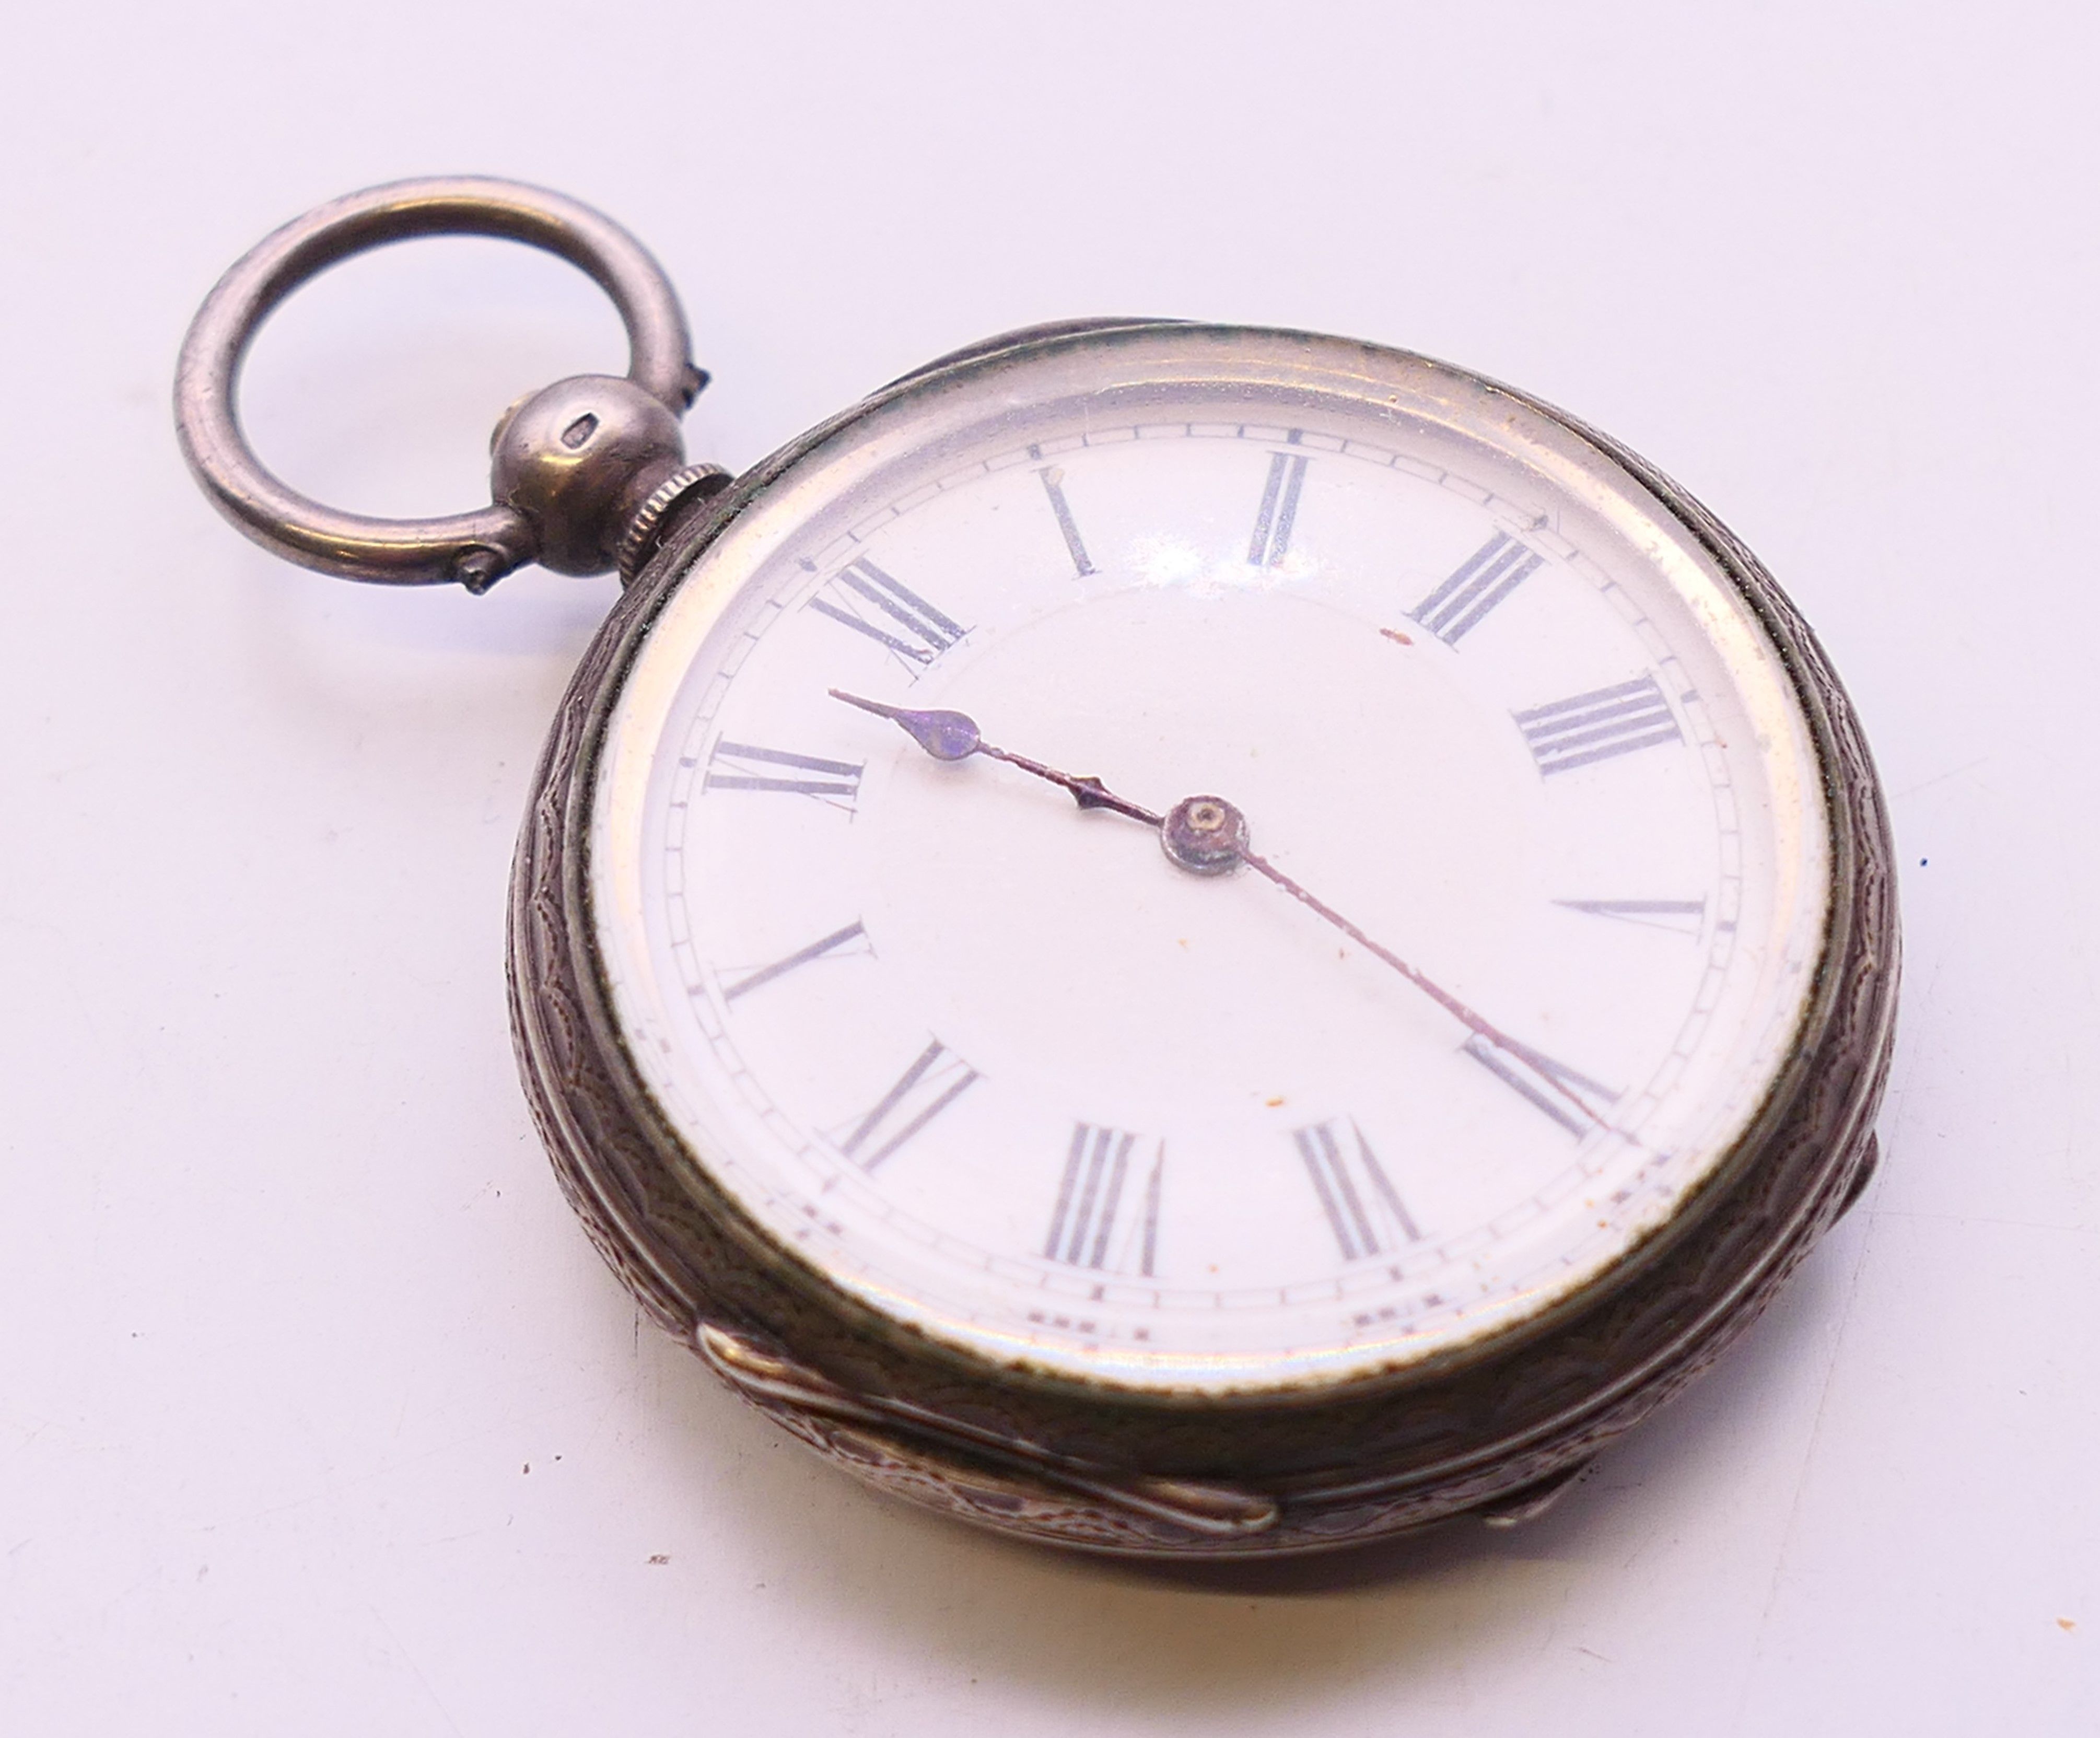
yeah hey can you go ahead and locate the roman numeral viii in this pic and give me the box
[1294,1120,1420,1261]
[808,557,969,666]
[1514,674,1683,776]
[1044,1124,1163,1277]
[1247,447,1310,568]
[721,919,868,1003]
[704,740,863,807]
[835,1039,980,1171]
[1409,531,1542,645]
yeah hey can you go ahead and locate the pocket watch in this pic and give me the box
[177,178,1898,1558]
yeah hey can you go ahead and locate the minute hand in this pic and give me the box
[827,689,1605,1129]
[1234,846,1569,1083]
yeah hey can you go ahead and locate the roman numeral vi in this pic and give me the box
[1044,1124,1163,1276]
[1294,1119,1420,1261]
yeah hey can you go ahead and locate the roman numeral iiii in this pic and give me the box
[1515,674,1683,776]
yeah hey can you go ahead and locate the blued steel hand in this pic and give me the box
[829,689,1609,1130]
[828,690,1162,825]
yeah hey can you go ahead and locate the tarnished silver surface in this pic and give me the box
[173,177,703,590]
[506,320,1900,1558]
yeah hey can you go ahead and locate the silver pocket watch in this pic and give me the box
[177,177,1897,1558]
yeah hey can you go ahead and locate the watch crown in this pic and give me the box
[616,461,734,584]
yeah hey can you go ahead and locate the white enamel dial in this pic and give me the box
[589,330,1829,1396]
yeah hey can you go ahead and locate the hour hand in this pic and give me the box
[827,689,981,760]
[827,690,1162,825]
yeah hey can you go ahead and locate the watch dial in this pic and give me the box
[588,328,1830,1395]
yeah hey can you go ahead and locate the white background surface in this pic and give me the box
[3,4,2094,1733]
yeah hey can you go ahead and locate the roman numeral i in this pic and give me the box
[1033,457,1096,577]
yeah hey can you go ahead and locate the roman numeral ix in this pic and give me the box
[1514,673,1683,776]
[1409,530,1542,645]
[704,740,864,806]
[1044,1124,1162,1277]
[835,1039,979,1171]
[1294,1119,1420,1261]
[1247,446,1310,568]
[808,557,969,666]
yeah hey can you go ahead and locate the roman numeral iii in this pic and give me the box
[1044,1124,1163,1276]
[808,557,970,666]
[1555,897,1706,937]
[835,1039,980,1171]
[1514,673,1683,776]
[1294,1119,1420,1261]
[1409,530,1542,645]
[1247,447,1310,568]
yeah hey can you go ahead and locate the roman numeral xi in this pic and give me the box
[808,557,969,666]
